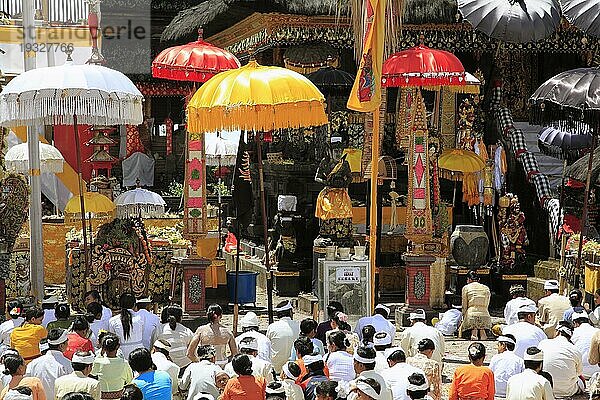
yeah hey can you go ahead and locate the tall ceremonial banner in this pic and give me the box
[405,91,434,243]
[347,0,386,112]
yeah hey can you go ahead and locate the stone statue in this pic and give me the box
[315,136,353,247]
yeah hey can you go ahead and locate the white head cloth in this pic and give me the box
[274,301,293,312]
[353,353,376,364]
[524,349,544,362]
[497,335,516,345]
[356,379,381,400]
[48,329,69,345]
[72,353,95,364]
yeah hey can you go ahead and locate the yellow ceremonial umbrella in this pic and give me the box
[438,149,485,206]
[64,192,116,225]
[187,59,327,322]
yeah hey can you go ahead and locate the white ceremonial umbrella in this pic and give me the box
[0,53,143,279]
[4,142,65,174]
[205,131,240,167]
[115,188,167,219]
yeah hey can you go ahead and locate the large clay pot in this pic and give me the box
[450,225,489,267]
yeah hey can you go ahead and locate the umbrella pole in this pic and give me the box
[557,158,567,252]
[73,115,90,275]
[575,131,597,288]
[233,218,241,335]
[256,133,274,323]
[218,155,222,257]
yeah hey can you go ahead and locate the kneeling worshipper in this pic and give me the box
[4,387,35,400]
[279,362,303,400]
[352,346,392,400]
[504,285,536,326]
[221,354,266,400]
[224,337,274,383]
[406,339,441,400]
[54,351,101,400]
[459,271,491,341]
[433,299,462,336]
[505,347,554,400]
[350,378,382,400]
[399,310,445,363]
[537,280,570,338]
[405,372,431,400]
[570,309,600,379]
[502,304,547,358]
[489,334,524,399]
[180,345,223,400]
[448,342,494,400]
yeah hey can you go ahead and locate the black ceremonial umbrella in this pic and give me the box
[562,0,600,38]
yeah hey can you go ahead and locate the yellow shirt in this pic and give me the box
[91,355,133,393]
[54,371,101,400]
[10,324,47,361]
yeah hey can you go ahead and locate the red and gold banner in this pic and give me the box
[347,0,386,112]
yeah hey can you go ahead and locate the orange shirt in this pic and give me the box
[64,333,95,360]
[10,324,47,362]
[0,376,47,400]
[448,364,495,400]
[295,359,330,384]
[221,375,266,400]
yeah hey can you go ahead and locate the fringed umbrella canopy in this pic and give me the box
[4,142,65,174]
[115,188,167,219]
[438,149,485,174]
[308,66,355,90]
[382,45,466,88]
[187,60,327,133]
[538,125,592,162]
[566,146,600,183]
[205,131,240,166]
[284,43,339,75]
[457,0,561,43]
[152,29,240,82]
[0,60,143,127]
[562,0,600,38]
[530,68,600,133]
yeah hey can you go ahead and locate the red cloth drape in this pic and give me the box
[54,124,93,181]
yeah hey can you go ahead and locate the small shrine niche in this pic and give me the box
[85,126,118,178]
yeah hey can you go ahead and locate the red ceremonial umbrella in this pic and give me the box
[382,45,466,88]
[152,29,241,82]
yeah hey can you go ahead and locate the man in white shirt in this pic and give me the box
[571,309,600,379]
[0,300,24,353]
[506,347,554,400]
[434,301,462,336]
[266,300,300,373]
[380,348,425,400]
[502,304,547,358]
[179,345,223,400]
[84,290,112,322]
[537,280,570,338]
[373,331,393,373]
[489,334,524,398]
[26,328,73,399]
[538,324,584,399]
[399,309,445,363]
[504,284,536,326]
[41,295,58,327]
[354,304,396,342]
[137,297,161,349]
[224,336,274,383]
[54,351,101,400]
[236,311,272,362]
[351,346,392,400]
[152,339,180,395]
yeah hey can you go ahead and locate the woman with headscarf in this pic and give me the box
[187,304,236,367]
[448,342,494,400]
[221,354,266,400]
[108,293,144,359]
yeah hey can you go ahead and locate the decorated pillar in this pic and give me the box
[171,257,210,316]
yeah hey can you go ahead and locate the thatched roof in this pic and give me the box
[566,146,600,184]
[161,0,458,42]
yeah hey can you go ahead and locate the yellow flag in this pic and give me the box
[347,0,386,112]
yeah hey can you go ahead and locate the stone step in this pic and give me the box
[527,277,546,302]
[534,259,560,281]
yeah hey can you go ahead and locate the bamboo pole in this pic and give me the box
[369,110,380,312]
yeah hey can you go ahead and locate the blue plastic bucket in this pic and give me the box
[227,271,258,304]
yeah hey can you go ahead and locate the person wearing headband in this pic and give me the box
[434,296,462,336]
[537,321,583,398]
[279,362,303,400]
[570,310,599,379]
[10,308,46,365]
[504,285,536,326]
[266,381,286,400]
[315,380,340,400]
[505,347,553,400]
[130,348,173,400]
[400,309,445,364]
[0,355,45,400]
[460,270,492,341]
[380,348,424,400]
[316,302,344,344]
[236,312,272,363]
[25,328,73,399]
[537,280,570,339]
[221,354,267,400]
[354,305,395,344]
[299,355,329,400]
[448,342,494,400]
[180,345,223,400]
[351,377,381,400]
[407,339,441,400]
[188,304,237,368]
[0,301,24,352]
[372,332,392,373]
[352,347,391,400]
[502,303,547,358]
[152,339,180,395]
[267,301,300,374]
[90,333,133,399]
[489,334,524,398]
[405,372,429,400]
[224,337,275,384]
[54,351,101,400]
